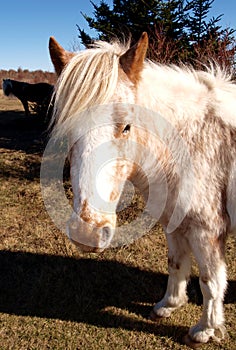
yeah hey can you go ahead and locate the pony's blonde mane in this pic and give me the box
[51,37,235,138]
[52,40,129,135]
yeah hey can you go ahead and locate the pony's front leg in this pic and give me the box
[21,99,29,116]
[151,232,191,319]
[185,230,227,345]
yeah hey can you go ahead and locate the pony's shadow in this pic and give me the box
[0,250,165,321]
[0,110,50,181]
[0,110,48,154]
[0,250,181,340]
[0,250,235,342]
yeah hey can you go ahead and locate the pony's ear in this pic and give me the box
[49,37,75,76]
[120,32,148,84]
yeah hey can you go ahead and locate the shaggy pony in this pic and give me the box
[48,33,236,347]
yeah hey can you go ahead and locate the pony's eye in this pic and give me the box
[122,124,131,134]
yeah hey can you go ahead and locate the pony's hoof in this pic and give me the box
[182,334,204,348]
[149,308,171,320]
[149,310,161,321]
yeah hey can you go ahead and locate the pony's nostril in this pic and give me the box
[101,226,112,247]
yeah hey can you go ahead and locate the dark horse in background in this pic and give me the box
[2,79,54,116]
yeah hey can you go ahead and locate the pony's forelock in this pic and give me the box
[51,40,130,137]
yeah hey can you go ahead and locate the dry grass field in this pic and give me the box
[0,89,235,349]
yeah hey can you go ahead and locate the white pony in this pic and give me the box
[48,33,236,347]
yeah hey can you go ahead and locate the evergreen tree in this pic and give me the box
[77,0,236,69]
[78,0,162,45]
[78,0,192,51]
[186,0,236,67]
[187,0,223,43]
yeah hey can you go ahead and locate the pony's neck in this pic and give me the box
[136,63,210,127]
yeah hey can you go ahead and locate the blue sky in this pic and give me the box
[0,0,235,72]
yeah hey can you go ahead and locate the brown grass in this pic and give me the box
[0,91,235,349]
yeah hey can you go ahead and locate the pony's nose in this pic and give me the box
[66,213,115,252]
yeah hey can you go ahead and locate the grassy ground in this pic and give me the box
[0,90,235,349]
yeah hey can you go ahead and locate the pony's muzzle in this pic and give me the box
[66,212,115,252]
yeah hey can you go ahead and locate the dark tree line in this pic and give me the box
[77,0,236,70]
